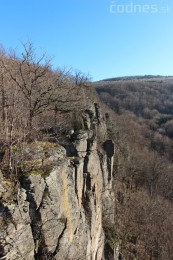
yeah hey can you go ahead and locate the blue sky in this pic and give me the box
[0,0,172,81]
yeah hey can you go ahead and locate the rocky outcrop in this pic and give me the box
[0,104,115,260]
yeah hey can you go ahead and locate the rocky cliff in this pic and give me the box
[0,104,115,260]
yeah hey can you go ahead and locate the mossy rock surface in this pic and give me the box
[13,141,66,175]
[24,165,53,177]
[14,141,65,157]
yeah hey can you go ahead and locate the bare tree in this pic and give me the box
[0,48,8,136]
[72,69,91,87]
[1,42,53,138]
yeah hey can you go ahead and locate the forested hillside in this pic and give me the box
[95,77,173,259]
[96,77,173,160]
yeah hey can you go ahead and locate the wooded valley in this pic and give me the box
[95,77,173,259]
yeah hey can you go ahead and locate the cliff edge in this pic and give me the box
[0,104,115,260]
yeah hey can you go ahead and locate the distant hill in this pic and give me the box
[99,75,173,82]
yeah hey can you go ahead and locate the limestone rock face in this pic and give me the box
[0,104,115,260]
[0,188,35,260]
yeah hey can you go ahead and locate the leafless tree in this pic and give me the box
[1,42,53,138]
